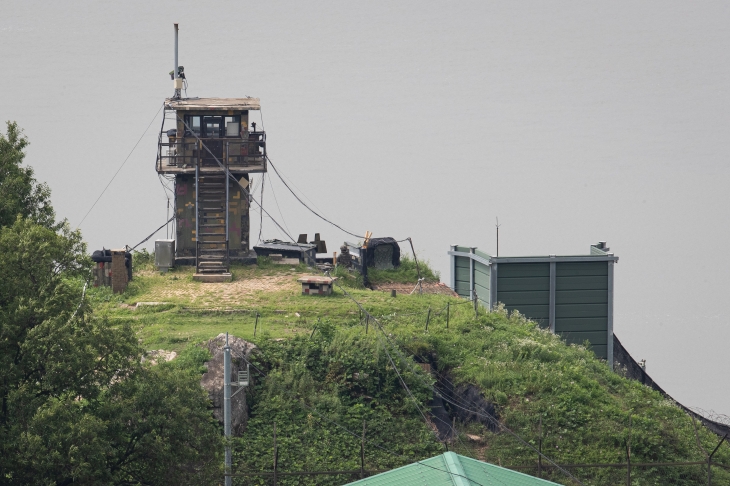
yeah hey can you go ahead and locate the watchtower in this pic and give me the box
[155,25,266,279]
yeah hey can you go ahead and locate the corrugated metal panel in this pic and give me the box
[345,452,561,486]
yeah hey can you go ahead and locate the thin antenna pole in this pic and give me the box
[495,217,501,257]
[173,23,181,99]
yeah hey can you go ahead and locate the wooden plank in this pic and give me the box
[498,263,550,278]
[555,276,607,291]
[555,303,608,318]
[504,304,550,320]
[558,331,608,346]
[554,317,608,332]
[497,291,549,306]
[556,262,608,277]
[555,290,608,305]
[497,276,550,292]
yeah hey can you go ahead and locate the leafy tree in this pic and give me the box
[0,121,55,229]
[0,150,222,483]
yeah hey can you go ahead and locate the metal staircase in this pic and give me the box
[195,171,229,276]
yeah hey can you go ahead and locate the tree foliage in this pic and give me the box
[0,124,223,484]
[0,122,55,229]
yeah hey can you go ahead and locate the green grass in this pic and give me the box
[89,260,730,486]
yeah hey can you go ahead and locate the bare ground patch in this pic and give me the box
[137,274,302,306]
[371,281,458,296]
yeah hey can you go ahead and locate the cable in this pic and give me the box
[229,350,488,486]
[76,103,164,229]
[129,215,175,251]
[266,156,363,239]
[331,279,586,486]
[266,173,293,240]
[176,117,306,249]
[257,173,265,243]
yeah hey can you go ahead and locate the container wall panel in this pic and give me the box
[498,263,550,278]
[555,290,608,304]
[556,262,608,277]
[586,345,608,359]
[455,257,471,269]
[555,303,608,318]
[558,331,608,346]
[475,283,490,304]
[555,317,608,332]
[506,304,550,319]
[555,276,608,291]
[498,277,550,292]
[455,266,471,282]
[498,291,549,306]
[455,285,471,298]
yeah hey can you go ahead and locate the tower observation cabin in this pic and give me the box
[156,98,266,277]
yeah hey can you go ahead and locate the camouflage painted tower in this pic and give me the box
[156,24,266,280]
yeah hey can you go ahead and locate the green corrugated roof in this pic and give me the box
[345,452,561,486]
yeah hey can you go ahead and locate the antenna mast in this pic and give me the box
[173,23,182,99]
[496,217,501,257]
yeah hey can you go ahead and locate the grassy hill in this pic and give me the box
[90,256,730,485]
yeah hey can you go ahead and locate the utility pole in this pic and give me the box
[224,333,232,486]
[223,333,250,486]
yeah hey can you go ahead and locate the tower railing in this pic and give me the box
[156,131,266,172]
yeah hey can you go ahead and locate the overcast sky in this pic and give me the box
[2,1,728,417]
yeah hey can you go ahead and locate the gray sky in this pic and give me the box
[2,1,728,416]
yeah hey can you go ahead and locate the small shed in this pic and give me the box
[448,242,617,366]
[344,451,560,485]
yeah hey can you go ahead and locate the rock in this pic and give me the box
[200,334,256,436]
[142,349,177,365]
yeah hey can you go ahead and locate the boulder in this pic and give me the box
[200,333,256,436]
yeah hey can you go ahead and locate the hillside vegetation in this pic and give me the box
[95,256,730,486]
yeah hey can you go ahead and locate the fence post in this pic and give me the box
[708,433,728,486]
[273,421,278,486]
[425,308,431,332]
[538,417,542,478]
[473,288,478,318]
[254,312,259,337]
[365,315,369,334]
[446,302,450,329]
[626,415,632,486]
[361,420,366,479]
